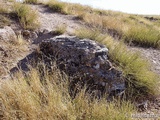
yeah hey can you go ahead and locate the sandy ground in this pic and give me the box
[31,4,83,34]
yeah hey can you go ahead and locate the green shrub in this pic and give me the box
[13,3,39,30]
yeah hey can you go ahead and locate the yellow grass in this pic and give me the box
[12,2,39,30]
[0,67,135,119]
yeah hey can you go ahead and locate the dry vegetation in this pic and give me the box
[24,0,39,4]
[0,67,135,120]
[0,35,28,79]
[0,0,160,119]
[51,25,67,35]
[0,3,11,28]
[12,2,39,30]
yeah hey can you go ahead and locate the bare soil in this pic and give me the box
[30,4,83,35]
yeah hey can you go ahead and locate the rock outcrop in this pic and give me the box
[39,36,125,97]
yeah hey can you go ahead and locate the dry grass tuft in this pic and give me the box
[0,15,11,28]
[0,6,8,14]
[47,0,66,14]
[123,25,160,48]
[51,25,67,35]
[10,35,27,46]
[12,2,39,30]
[24,0,39,4]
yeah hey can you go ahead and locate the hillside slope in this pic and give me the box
[0,0,160,119]
[30,4,160,75]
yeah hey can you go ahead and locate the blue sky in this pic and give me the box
[60,0,160,15]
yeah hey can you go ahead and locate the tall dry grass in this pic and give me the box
[0,66,135,120]
[12,2,39,30]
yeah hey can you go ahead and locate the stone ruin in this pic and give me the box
[38,36,125,97]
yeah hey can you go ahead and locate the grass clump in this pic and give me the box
[0,15,11,28]
[0,67,135,120]
[24,0,39,4]
[75,28,106,41]
[47,0,66,14]
[0,5,9,14]
[0,3,11,28]
[123,25,160,48]
[10,35,27,46]
[12,2,39,30]
[75,28,160,99]
[51,25,67,35]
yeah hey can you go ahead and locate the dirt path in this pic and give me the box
[31,4,83,34]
